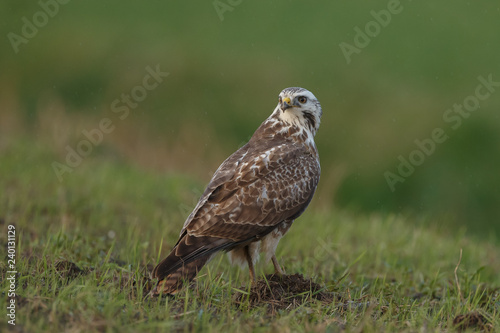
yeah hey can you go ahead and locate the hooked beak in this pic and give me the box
[281,97,293,111]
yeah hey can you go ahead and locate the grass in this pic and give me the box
[1,140,499,332]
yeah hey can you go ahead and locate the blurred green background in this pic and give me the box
[1,1,499,239]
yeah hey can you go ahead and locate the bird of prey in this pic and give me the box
[151,87,322,296]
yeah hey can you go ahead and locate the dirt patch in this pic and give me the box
[233,273,341,314]
[453,312,493,332]
[54,260,86,280]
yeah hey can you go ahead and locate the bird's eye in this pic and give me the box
[279,97,282,104]
[298,96,307,104]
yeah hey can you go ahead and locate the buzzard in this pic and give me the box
[151,87,322,295]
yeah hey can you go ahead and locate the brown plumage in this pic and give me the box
[151,87,322,296]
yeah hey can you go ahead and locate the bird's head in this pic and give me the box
[275,87,322,135]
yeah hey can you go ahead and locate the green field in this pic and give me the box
[1,1,500,331]
[1,141,499,332]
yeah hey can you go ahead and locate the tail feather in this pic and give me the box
[151,234,229,296]
[151,231,273,296]
[151,256,209,295]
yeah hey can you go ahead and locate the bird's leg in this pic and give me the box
[244,245,256,284]
[271,255,285,277]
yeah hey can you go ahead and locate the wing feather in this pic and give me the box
[182,138,320,242]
